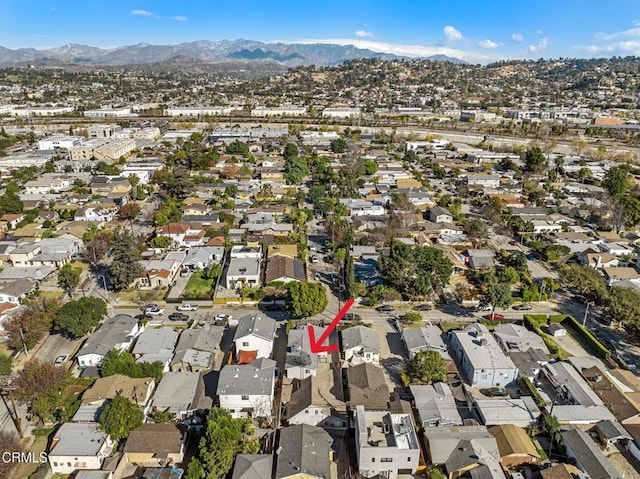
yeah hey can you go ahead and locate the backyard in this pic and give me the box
[183,271,214,300]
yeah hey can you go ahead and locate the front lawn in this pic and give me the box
[183,271,214,300]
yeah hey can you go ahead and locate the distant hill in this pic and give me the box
[0,39,466,68]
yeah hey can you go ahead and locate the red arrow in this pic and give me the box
[308,297,355,354]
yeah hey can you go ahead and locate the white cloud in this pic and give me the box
[443,25,464,43]
[577,40,640,56]
[535,29,544,35]
[293,38,503,64]
[131,9,154,17]
[171,16,188,22]
[355,30,374,38]
[595,25,640,41]
[477,39,499,49]
[528,37,549,54]
[512,33,523,42]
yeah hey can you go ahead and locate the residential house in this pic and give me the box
[81,375,154,408]
[135,255,184,289]
[602,267,640,287]
[423,425,505,479]
[341,326,380,365]
[475,397,540,427]
[466,174,501,188]
[157,223,206,248]
[182,246,224,271]
[132,327,179,371]
[74,205,118,223]
[541,362,615,424]
[265,256,306,284]
[232,454,273,479]
[347,363,390,410]
[354,405,421,479]
[0,278,36,303]
[1,213,25,229]
[582,366,640,426]
[171,326,224,372]
[592,420,633,448]
[285,326,328,380]
[339,199,386,217]
[466,249,496,269]
[217,357,276,418]
[77,315,141,367]
[234,313,276,361]
[488,424,540,468]
[429,206,453,223]
[449,323,519,388]
[578,251,620,269]
[274,424,333,479]
[284,374,346,428]
[410,383,462,427]
[600,242,633,256]
[123,423,186,468]
[48,423,114,475]
[149,371,202,420]
[267,244,298,260]
[225,252,262,289]
[0,265,55,282]
[561,428,621,479]
[402,325,450,360]
[493,323,550,356]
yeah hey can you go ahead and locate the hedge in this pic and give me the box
[523,315,570,360]
[521,377,547,408]
[561,315,611,359]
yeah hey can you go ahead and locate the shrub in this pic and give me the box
[521,377,547,408]
[562,315,611,359]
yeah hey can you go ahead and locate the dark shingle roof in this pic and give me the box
[275,424,332,479]
[232,454,273,479]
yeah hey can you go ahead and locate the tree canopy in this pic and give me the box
[13,360,68,421]
[100,349,163,383]
[57,263,82,297]
[186,407,259,479]
[379,242,453,299]
[109,229,143,290]
[54,297,107,338]
[604,165,631,200]
[523,146,546,172]
[99,395,144,442]
[286,282,328,318]
[401,350,448,386]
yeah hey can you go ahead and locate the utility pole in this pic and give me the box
[19,327,28,357]
[583,301,593,327]
[1,388,23,438]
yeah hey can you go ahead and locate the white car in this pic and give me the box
[54,354,68,367]
[214,314,233,322]
[177,304,199,311]
[145,307,165,316]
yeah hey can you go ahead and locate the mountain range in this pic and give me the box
[0,39,465,68]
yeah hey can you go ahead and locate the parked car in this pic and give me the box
[508,240,519,246]
[168,312,189,321]
[475,305,492,311]
[315,273,322,281]
[344,313,362,322]
[413,304,432,311]
[214,314,233,322]
[480,387,508,397]
[376,305,395,313]
[177,304,199,311]
[311,255,319,264]
[141,304,158,313]
[513,303,532,311]
[145,307,165,316]
[484,313,505,321]
[54,354,68,367]
[180,269,190,277]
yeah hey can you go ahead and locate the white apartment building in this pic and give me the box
[251,106,306,117]
[84,107,134,118]
[164,106,240,117]
[38,135,85,151]
[322,107,362,118]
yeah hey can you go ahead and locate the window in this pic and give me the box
[381,458,393,463]
[305,410,309,414]
[408,457,412,461]
[241,395,249,400]
[371,458,376,462]
[242,342,249,347]
[315,410,318,414]
[53,462,58,467]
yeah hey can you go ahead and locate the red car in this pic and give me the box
[485,313,505,321]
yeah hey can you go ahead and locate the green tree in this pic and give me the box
[225,140,250,157]
[83,231,112,266]
[101,349,164,382]
[404,311,422,324]
[57,263,82,298]
[109,229,143,290]
[363,159,379,175]
[286,282,328,318]
[498,266,520,285]
[344,255,357,298]
[149,235,172,249]
[379,242,453,299]
[0,187,23,215]
[505,251,529,273]
[330,138,347,153]
[0,350,12,376]
[623,196,640,227]
[368,285,402,306]
[401,351,447,386]
[186,407,259,479]
[4,296,60,352]
[558,264,608,302]
[604,165,631,200]
[13,360,68,421]
[464,219,489,247]
[152,410,172,423]
[54,297,107,338]
[524,146,546,172]
[99,395,144,442]
[283,142,299,159]
[482,280,513,313]
[284,155,309,184]
[605,286,640,331]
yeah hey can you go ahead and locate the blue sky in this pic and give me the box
[1,0,639,63]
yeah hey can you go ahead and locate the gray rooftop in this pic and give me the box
[285,326,324,372]
[49,422,109,456]
[77,314,137,358]
[543,361,603,407]
[275,424,333,479]
[0,265,55,280]
[403,326,449,357]
[234,314,276,342]
[232,454,273,479]
[410,383,462,427]
[183,246,224,265]
[151,371,201,414]
[132,327,178,355]
[175,326,224,353]
[217,358,276,396]
[562,428,621,479]
[341,326,380,353]
[493,323,549,354]
[227,257,260,276]
[452,324,516,371]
